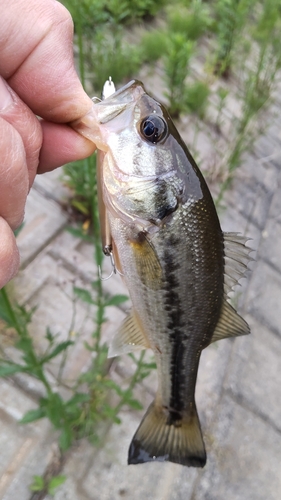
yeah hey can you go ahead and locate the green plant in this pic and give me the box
[140,29,168,63]
[0,281,156,451]
[62,155,98,219]
[164,34,194,117]
[212,0,255,77]
[166,1,213,41]
[214,87,229,132]
[216,0,281,203]
[30,474,67,497]
[62,0,166,32]
[91,30,143,91]
[184,81,210,118]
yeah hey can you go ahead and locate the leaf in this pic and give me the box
[59,426,74,451]
[66,226,94,242]
[16,337,33,353]
[40,341,74,363]
[73,287,94,304]
[45,327,55,344]
[0,363,25,377]
[20,407,46,424]
[126,398,143,410]
[14,222,25,237]
[83,340,94,351]
[44,393,64,428]
[30,475,45,492]
[65,393,90,407]
[48,475,67,496]
[104,294,129,306]
[0,289,15,326]
[71,199,89,215]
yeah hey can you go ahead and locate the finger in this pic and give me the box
[0,0,92,122]
[0,116,29,229]
[0,77,42,187]
[38,121,96,173]
[0,217,20,289]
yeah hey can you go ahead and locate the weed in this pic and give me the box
[214,87,229,132]
[164,34,194,118]
[63,0,166,32]
[62,155,98,220]
[166,1,213,41]
[91,30,143,91]
[212,0,255,77]
[0,278,156,451]
[30,474,66,496]
[140,29,168,63]
[184,81,210,118]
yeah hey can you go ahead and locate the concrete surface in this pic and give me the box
[1,93,281,500]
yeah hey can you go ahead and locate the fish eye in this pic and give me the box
[140,115,167,144]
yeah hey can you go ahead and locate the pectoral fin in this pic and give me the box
[211,299,250,343]
[130,233,162,290]
[108,310,151,358]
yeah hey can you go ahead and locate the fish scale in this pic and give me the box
[71,79,251,467]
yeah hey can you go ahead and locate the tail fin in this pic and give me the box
[128,400,206,467]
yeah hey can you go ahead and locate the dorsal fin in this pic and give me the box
[211,299,250,343]
[223,232,253,296]
[108,310,151,358]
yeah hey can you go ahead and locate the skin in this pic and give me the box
[0,0,96,289]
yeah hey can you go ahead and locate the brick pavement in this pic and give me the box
[0,110,281,500]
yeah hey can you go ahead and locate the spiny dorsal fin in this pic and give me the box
[211,299,250,343]
[224,232,253,296]
[108,310,151,358]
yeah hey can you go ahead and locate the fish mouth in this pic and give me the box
[103,80,146,105]
[71,80,146,150]
[96,80,146,124]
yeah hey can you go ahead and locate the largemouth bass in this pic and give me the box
[72,80,251,467]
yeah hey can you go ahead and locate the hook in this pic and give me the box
[98,249,124,281]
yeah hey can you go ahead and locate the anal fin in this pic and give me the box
[211,299,250,343]
[108,310,150,358]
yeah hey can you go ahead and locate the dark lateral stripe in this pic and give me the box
[162,248,188,415]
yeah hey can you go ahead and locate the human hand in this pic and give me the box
[0,0,96,288]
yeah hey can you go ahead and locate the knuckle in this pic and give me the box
[0,218,20,288]
[54,2,74,36]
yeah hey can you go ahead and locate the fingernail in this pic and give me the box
[0,77,13,111]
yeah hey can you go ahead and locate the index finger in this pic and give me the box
[0,0,92,122]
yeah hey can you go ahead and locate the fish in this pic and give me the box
[71,80,251,468]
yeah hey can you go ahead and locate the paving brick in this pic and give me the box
[1,46,281,500]
[245,260,281,337]
[0,379,53,500]
[194,395,281,500]
[33,168,71,204]
[79,411,197,500]
[17,188,68,268]
[48,232,129,303]
[258,174,281,271]
[196,340,232,431]
[224,315,281,432]
[259,220,281,272]
[9,252,58,305]
[226,176,273,230]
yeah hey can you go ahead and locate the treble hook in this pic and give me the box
[98,249,124,281]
